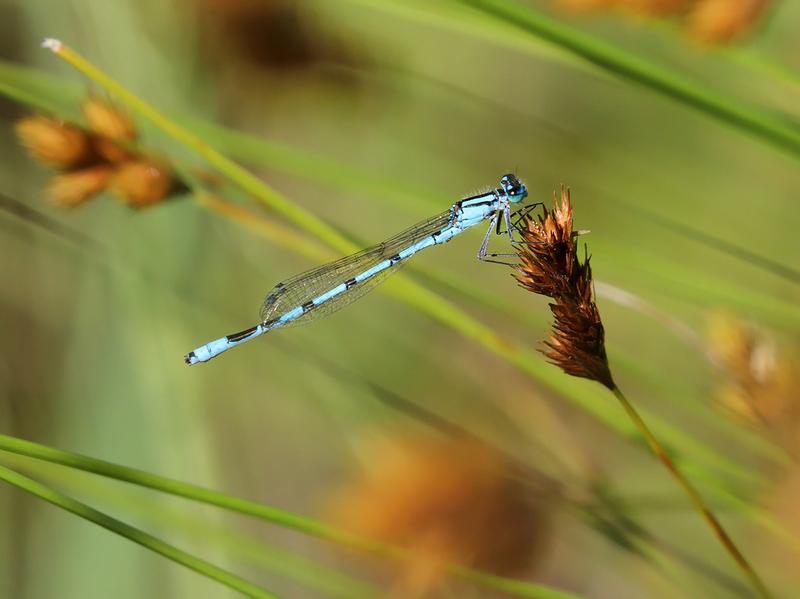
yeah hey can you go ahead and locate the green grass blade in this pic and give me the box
[0,433,580,599]
[451,0,800,159]
[34,44,762,484]
[1,52,780,498]
[0,463,280,599]
[0,451,377,599]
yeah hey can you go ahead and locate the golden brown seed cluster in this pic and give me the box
[706,311,800,455]
[514,187,615,389]
[556,0,770,43]
[329,434,551,596]
[15,97,180,209]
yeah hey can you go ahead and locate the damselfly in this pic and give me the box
[185,174,537,364]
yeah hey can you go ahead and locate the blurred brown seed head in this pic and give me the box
[329,434,552,596]
[515,186,615,389]
[15,116,92,168]
[110,160,176,208]
[82,96,137,142]
[623,0,694,15]
[553,0,771,44]
[686,0,769,42]
[92,136,134,164]
[706,312,800,452]
[17,98,184,211]
[48,165,115,207]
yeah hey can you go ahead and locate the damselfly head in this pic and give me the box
[500,173,527,203]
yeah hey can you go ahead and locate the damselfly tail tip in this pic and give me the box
[42,38,63,52]
[184,351,197,365]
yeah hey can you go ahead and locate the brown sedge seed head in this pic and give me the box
[514,185,615,389]
[48,165,115,207]
[82,96,137,142]
[328,434,552,595]
[109,160,176,208]
[15,116,92,168]
[685,0,769,43]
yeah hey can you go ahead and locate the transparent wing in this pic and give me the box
[260,208,453,327]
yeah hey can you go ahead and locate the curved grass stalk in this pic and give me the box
[0,463,280,599]
[449,0,800,160]
[1,59,797,335]
[2,191,796,564]
[611,387,772,598]
[0,433,581,599]
[0,451,377,599]
[42,39,358,257]
[36,42,768,489]
[194,192,766,486]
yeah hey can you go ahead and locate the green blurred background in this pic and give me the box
[1,0,799,597]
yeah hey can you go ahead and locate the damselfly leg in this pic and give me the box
[477,203,545,266]
[477,212,515,265]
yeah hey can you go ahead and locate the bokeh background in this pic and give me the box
[1,1,799,597]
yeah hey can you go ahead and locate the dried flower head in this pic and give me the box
[623,0,694,15]
[109,160,177,208]
[515,186,615,389]
[15,116,92,168]
[706,311,800,453]
[686,0,769,42]
[82,96,137,142]
[329,434,552,596]
[16,97,186,212]
[553,0,771,44]
[92,136,134,164]
[48,165,115,207]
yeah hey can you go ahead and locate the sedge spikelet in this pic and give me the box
[514,186,614,389]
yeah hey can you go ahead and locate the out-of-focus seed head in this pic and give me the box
[686,0,769,43]
[48,165,115,207]
[15,116,92,168]
[82,96,137,141]
[515,186,615,389]
[109,160,176,208]
[706,311,800,453]
[329,434,553,596]
[622,0,694,15]
[552,0,771,44]
[92,136,134,164]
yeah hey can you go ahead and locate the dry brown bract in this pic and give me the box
[556,0,770,43]
[706,311,800,455]
[329,434,552,597]
[15,97,180,209]
[514,186,614,389]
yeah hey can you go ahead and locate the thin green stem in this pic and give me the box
[0,433,579,599]
[0,463,280,599]
[38,40,761,491]
[611,386,771,599]
[453,0,800,160]
[41,38,358,256]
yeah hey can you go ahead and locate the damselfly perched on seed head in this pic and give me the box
[185,174,539,364]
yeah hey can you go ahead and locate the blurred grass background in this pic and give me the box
[1,0,799,597]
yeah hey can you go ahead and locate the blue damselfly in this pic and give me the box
[185,174,536,364]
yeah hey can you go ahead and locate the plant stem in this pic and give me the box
[41,38,358,256]
[0,464,279,599]
[611,386,771,599]
[0,433,576,599]
[454,0,800,161]
[35,42,768,489]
